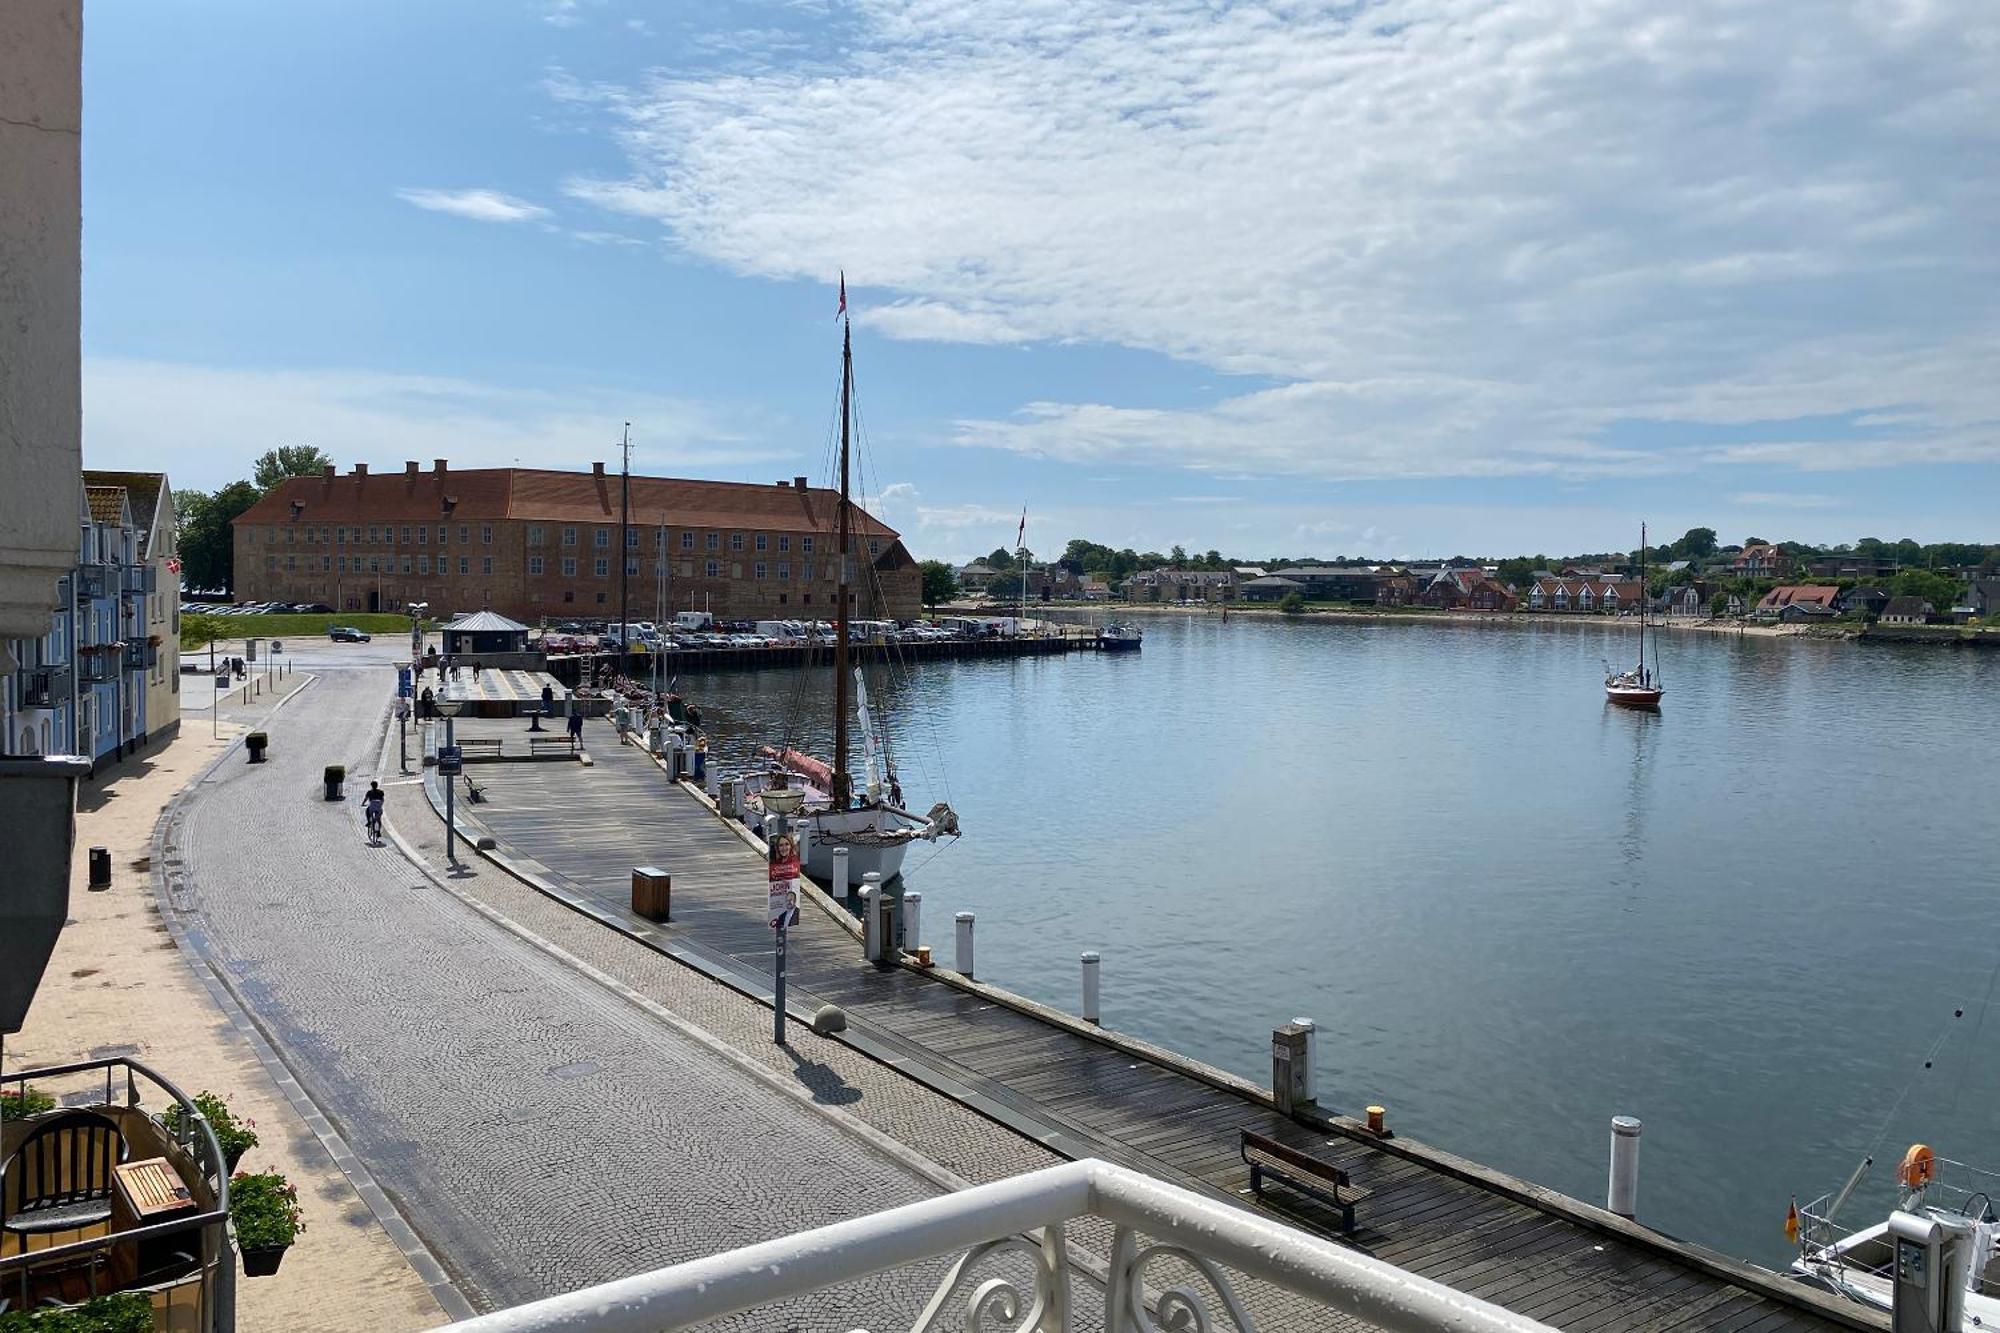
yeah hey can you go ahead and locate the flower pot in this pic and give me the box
[241,1243,289,1277]
[225,1143,248,1173]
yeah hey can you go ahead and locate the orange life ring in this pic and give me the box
[1899,1144,1937,1189]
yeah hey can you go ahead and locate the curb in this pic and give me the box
[151,678,474,1324]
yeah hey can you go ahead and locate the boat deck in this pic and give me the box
[427,714,1878,1333]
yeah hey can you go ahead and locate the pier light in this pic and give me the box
[435,685,464,718]
[760,775,805,816]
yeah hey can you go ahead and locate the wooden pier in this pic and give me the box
[543,631,1104,686]
[425,716,1879,1333]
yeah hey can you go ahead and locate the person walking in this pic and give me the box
[566,706,584,749]
[419,685,435,720]
[541,682,555,715]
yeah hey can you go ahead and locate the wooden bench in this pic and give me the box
[527,736,576,759]
[457,737,503,761]
[1241,1129,1359,1231]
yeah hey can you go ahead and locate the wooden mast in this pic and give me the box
[1637,521,1646,678]
[832,318,853,809]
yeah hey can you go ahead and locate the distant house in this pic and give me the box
[1123,569,1239,603]
[1277,566,1397,603]
[1233,566,1268,579]
[1420,567,1517,612]
[1527,576,1645,614]
[1240,575,1306,603]
[1754,585,1841,619]
[1079,575,1112,601]
[1880,596,1933,626]
[1838,586,1891,620]
[1778,601,1838,623]
[1734,544,1788,579]
[955,561,1001,593]
[1660,584,1711,619]
[1966,577,2000,618]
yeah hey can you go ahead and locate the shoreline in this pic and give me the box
[975,601,1850,640]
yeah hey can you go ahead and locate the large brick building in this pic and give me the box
[231,461,920,622]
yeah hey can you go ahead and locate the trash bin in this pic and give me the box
[631,865,671,921]
[88,846,111,890]
[245,732,268,763]
[323,765,345,800]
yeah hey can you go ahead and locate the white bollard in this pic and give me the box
[860,884,880,963]
[1082,951,1101,1024]
[1608,1116,1642,1218]
[903,891,921,956]
[861,872,884,961]
[1293,1016,1316,1104]
[832,846,851,900]
[706,763,719,798]
[955,911,975,978]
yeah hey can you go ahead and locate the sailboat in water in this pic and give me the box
[1605,522,1664,708]
[741,305,961,884]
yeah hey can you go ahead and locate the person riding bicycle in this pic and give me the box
[363,781,385,838]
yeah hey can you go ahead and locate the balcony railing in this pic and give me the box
[15,665,72,707]
[123,641,158,672]
[122,563,157,596]
[446,1159,1553,1333]
[76,566,108,600]
[79,652,120,684]
[1,1057,232,1333]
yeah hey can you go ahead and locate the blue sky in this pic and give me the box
[82,0,2000,563]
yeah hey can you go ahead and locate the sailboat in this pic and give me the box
[741,307,961,885]
[1605,523,1665,708]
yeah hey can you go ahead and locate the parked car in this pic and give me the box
[328,625,372,643]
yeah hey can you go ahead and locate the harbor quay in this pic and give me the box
[403,684,1881,1333]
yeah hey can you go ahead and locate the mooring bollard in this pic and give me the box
[719,776,739,819]
[1081,951,1101,1024]
[860,883,880,963]
[706,762,720,798]
[862,872,887,962]
[1272,1022,1311,1115]
[1293,1016,1317,1104]
[1608,1116,1642,1218]
[832,846,850,900]
[903,890,921,957]
[955,911,975,978]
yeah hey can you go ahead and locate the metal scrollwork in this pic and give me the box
[911,1231,1071,1333]
[1114,1240,1258,1333]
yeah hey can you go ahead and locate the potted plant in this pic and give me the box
[164,1091,259,1172]
[323,764,345,801]
[231,1170,305,1276]
[0,1084,57,1122]
[245,731,268,763]
[0,1291,154,1331]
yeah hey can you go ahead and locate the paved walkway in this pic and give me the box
[13,686,445,1333]
[160,666,950,1324]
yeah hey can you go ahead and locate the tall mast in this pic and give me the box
[1638,522,1646,675]
[618,421,631,658]
[832,319,853,809]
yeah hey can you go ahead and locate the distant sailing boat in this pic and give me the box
[1605,522,1664,708]
[743,303,961,884]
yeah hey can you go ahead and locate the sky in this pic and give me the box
[81,0,2000,563]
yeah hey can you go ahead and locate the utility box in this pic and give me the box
[1891,1210,1967,1333]
[1273,1022,1313,1115]
[631,865,671,922]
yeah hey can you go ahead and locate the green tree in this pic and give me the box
[1710,590,1734,616]
[919,559,958,611]
[180,612,226,654]
[985,547,1015,571]
[1169,544,1188,567]
[174,480,260,594]
[1494,558,1536,590]
[252,445,333,492]
[1672,527,1719,559]
[1202,549,1224,571]
[1893,568,1961,610]
[1279,591,1307,615]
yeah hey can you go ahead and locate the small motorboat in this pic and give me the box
[1098,624,1143,652]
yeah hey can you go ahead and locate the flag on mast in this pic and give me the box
[836,271,846,318]
[1016,507,1027,550]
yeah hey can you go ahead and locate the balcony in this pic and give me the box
[15,665,71,708]
[122,641,157,672]
[449,1158,1552,1333]
[78,650,120,685]
[76,567,108,600]
[121,564,156,597]
[1,1057,232,1332]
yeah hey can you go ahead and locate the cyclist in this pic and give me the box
[363,781,385,841]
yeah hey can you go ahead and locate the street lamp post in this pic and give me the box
[436,683,464,867]
[759,775,806,1046]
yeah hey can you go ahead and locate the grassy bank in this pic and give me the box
[181,611,433,646]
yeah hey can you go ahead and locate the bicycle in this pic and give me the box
[365,805,384,842]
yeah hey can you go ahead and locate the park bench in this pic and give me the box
[527,736,576,759]
[1240,1128,1360,1231]
[457,737,503,761]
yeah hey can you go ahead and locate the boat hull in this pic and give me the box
[1605,684,1664,707]
[744,799,914,885]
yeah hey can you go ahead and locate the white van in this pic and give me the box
[755,620,807,642]
[674,611,715,631]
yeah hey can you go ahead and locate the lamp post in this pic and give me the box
[436,682,464,867]
[759,774,806,1046]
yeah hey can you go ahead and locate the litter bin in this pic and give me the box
[88,846,111,889]
[245,732,269,763]
[632,865,671,921]
[323,765,346,800]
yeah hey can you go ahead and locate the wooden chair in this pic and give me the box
[3,1111,127,1238]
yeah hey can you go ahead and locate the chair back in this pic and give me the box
[3,1111,126,1221]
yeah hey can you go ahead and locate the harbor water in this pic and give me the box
[680,613,2000,1264]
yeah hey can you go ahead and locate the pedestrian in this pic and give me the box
[541,682,555,715]
[419,685,435,719]
[693,735,708,783]
[567,706,584,748]
[471,660,481,684]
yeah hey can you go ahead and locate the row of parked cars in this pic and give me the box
[536,618,1000,655]
[180,600,335,616]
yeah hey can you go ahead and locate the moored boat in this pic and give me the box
[1790,1146,2000,1321]
[1098,623,1142,651]
[1606,522,1664,708]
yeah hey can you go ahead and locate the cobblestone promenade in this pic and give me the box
[164,665,948,1323]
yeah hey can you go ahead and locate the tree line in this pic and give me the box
[175,445,333,594]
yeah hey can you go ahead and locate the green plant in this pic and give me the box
[165,1091,259,1163]
[1278,591,1307,615]
[0,1292,153,1332]
[230,1171,306,1250]
[0,1085,56,1121]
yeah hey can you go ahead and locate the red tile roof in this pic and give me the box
[233,466,900,540]
[1755,584,1840,610]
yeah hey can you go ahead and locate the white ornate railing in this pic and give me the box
[449,1159,1556,1333]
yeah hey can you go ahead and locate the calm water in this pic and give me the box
[678,614,2000,1263]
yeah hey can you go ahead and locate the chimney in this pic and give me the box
[433,459,448,478]
[321,464,336,482]
[592,461,606,479]
[405,460,419,478]
[352,463,368,477]
[794,476,808,490]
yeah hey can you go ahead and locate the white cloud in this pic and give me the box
[396,187,549,224]
[560,0,2000,482]
[82,359,791,492]
[1726,491,1843,509]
